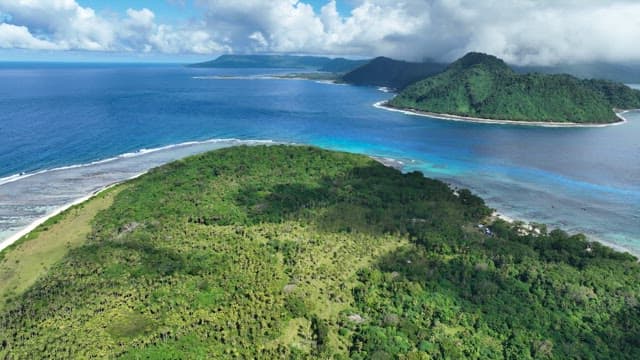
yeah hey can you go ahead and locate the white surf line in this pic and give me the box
[0,139,283,254]
[0,171,149,254]
[374,101,634,128]
[0,138,276,187]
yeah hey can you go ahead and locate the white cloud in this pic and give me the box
[1,0,640,64]
[147,25,230,54]
[0,0,114,50]
[0,0,226,55]
[193,0,640,64]
[126,8,155,28]
[444,1,640,65]
[248,31,268,51]
[0,23,60,50]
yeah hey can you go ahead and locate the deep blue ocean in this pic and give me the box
[0,63,639,253]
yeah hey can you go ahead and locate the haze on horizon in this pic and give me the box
[0,0,639,65]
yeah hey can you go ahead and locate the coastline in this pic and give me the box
[368,156,638,257]
[489,209,635,256]
[193,74,344,86]
[0,171,145,254]
[369,156,405,170]
[2,144,638,258]
[0,138,276,187]
[0,153,416,255]
[0,138,282,255]
[374,101,632,128]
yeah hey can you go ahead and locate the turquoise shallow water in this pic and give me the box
[0,64,638,254]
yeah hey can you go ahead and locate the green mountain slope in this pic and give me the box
[1,146,639,358]
[189,55,366,72]
[515,62,640,83]
[342,57,447,90]
[389,52,640,123]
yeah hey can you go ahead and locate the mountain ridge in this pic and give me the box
[188,54,367,73]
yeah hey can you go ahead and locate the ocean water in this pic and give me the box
[0,63,638,254]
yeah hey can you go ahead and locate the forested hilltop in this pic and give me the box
[389,52,640,123]
[1,146,639,359]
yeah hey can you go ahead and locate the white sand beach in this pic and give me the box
[374,101,632,128]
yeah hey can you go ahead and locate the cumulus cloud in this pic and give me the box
[0,0,227,54]
[1,0,640,64]
[192,0,640,65]
[0,23,60,50]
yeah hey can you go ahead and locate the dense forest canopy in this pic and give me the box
[389,52,640,123]
[341,57,447,90]
[1,146,638,358]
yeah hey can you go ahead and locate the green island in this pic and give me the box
[388,53,640,124]
[189,55,367,73]
[1,146,639,359]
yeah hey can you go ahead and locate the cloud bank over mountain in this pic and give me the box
[1,0,639,65]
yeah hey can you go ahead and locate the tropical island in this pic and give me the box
[385,52,640,125]
[189,54,367,73]
[190,53,640,125]
[1,145,638,358]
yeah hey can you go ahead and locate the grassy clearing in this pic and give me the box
[0,186,124,308]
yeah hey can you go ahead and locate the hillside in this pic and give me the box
[389,52,640,123]
[341,57,447,90]
[1,145,639,359]
[516,62,640,83]
[189,55,366,73]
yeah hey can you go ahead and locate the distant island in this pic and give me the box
[191,54,640,87]
[187,53,640,125]
[338,56,640,88]
[189,54,367,73]
[386,52,640,124]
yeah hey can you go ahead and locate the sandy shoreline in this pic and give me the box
[1,153,398,255]
[0,171,147,254]
[0,194,101,253]
[371,157,637,255]
[374,101,632,128]
[0,155,533,254]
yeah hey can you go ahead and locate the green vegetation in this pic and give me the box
[1,145,638,359]
[342,56,446,90]
[189,55,367,73]
[515,62,640,84]
[390,52,640,123]
[0,187,122,308]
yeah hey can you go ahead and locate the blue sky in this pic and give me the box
[0,1,639,65]
[78,0,353,24]
[79,1,200,24]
